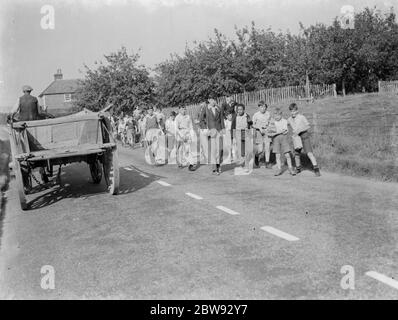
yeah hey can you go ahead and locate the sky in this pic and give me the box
[0,0,396,111]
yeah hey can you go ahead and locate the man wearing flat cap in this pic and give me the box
[11,85,40,121]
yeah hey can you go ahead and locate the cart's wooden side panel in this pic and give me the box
[26,119,101,151]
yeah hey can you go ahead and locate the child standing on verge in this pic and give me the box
[252,101,272,168]
[223,111,235,163]
[235,104,251,166]
[287,103,321,176]
[270,107,296,176]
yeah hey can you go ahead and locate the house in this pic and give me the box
[39,69,81,116]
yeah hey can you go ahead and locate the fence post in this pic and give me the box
[378,80,381,94]
[333,83,337,98]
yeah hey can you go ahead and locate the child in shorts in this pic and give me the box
[287,103,320,176]
[223,111,236,163]
[271,107,296,176]
[252,101,272,168]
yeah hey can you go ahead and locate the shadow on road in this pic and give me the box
[0,192,7,249]
[23,163,164,211]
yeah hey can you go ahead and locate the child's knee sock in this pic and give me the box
[308,152,318,167]
[264,150,270,163]
[295,154,301,168]
[276,154,281,169]
[286,154,293,168]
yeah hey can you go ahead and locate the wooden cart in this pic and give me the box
[9,111,119,210]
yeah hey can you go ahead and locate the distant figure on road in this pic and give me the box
[175,106,198,171]
[11,85,40,121]
[165,111,177,159]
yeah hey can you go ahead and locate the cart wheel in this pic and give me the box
[89,160,102,184]
[14,160,27,210]
[103,149,119,195]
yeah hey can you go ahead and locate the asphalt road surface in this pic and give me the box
[0,145,397,299]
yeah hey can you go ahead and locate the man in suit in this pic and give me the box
[11,85,40,121]
[201,99,225,175]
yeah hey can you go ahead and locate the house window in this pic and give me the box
[64,93,72,102]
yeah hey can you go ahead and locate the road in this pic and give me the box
[0,144,397,299]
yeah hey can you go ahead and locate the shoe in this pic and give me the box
[254,155,259,167]
[274,170,283,176]
[296,166,302,174]
[314,166,321,177]
[288,167,297,176]
[265,162,272,169]
[188,164,198,171]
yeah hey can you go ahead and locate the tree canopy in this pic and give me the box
[155,7,398,107]
[75,7,398,112]
[74,47,155,114]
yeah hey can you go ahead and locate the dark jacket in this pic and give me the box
[17,94,40,121]
[203,105,225,131]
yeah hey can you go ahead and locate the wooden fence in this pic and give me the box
[185,83,336,120]
[378,80,398,94]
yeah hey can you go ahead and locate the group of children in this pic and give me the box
[225,101,320,176]
[111,105,166,148]
[111,100,321,177]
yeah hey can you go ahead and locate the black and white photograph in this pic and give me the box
[0,0,397,304]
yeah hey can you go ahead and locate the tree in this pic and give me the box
[74,47,155,114]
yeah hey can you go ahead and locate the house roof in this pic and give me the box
[39,79,82,97]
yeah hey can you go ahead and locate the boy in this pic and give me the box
[126,115,137,147]
[270,108,296,176]
[165,111,177,158]
[287,103,321,176]
[252,101,272,168]
[235,104,251,166]
[137,112,146,147]
[117,116,127,144]
[144,106,160,145]
[223,111,236,163]
[175,106,196,170]
[154,105,166,132]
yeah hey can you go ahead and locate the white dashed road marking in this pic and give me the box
[140,173,149,178]
[216,206,240,215]
[185,192,203,200]
[124,167,134,171]
[157,180,171,187]
[260,226,299,241]
[366,271,398,290]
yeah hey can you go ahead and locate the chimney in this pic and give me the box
[54,68,63,80]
